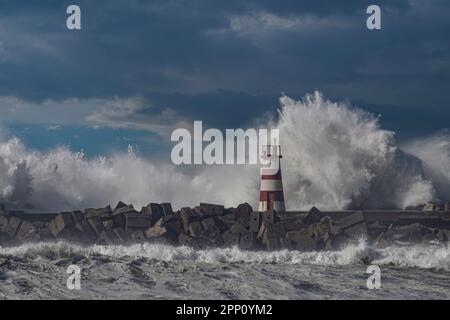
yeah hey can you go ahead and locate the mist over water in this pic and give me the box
[0,91,448,211]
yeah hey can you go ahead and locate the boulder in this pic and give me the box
[96,231,114,245]
[4,216,22,238]
[199,203,225,216]
[115,201,128,209]
[372,232,390,247]
[0,215,8,233]
[344,222,369,239]
[164,219,183,235]
[144,218,167,239]
[235,203,253,228]
[85,206,112,219]
[338,211,365,229]
[38,227,53,241]
[423,201,438,212]
[0,204,8,217]
[262,209,276,225]
[103,219,114,230]
[261,222,285,243]
[265,238,281,251]
[188,221,204,238]
[178,233,194,246]
[214,214,236,230]
[239,231,256,250]
[394,223,435,242]
[129,230,146,243]
[86,217,106,236]
[124,213,153,230]
[200,218,222,245]
[249,211,261,232]
[146,203,165,223]
[111,204,135,216]
[193,206,208,217]
[113,228,129,243]
[48,213,75,237]
[161,203,174,216]
[15,221,38,242]
[229,221,247,235]
[79,220,99,242]
[281,218,305,232]
[222,230,239,246]
[180,208,201,233]
[286,230,316,251]
[303,206,324,225]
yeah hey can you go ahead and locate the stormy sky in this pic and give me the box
[0,0,449,156]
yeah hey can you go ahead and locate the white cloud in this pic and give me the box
[0,95,189,136]
[85,97,191,135]
[228,12,353,35]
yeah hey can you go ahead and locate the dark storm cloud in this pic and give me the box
[0,0,448,138]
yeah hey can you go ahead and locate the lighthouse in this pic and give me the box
[258,143,286,211]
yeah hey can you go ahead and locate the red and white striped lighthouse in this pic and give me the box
[258,143,285,211]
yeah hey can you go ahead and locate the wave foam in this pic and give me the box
[2,240,449,271]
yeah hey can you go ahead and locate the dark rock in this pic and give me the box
[344,222,369,240]
[111,204,135,216]
[303,206,324,225]
[86,217,106,236]
[146,203,165,223]
[265,237,281,251]
[113,228,129,243]
[161,203,173,216]
[200,218,222,245]
[180,207,200,233]
[262,222,285,243]
[214,214,236,229]
[80,220,99,242]
[262,209,276,225]
[15,221,38,242]
[280,218,305,232]
[178,233,194,246]
[129,230,146,243]
[249,211,261,232]
[423,201,438,212]
[199,203,225,216]
[102,219,114,229]
[0,204,8,217]
[222,230,239,246]
[338,211,365,229]
[164,219,183,235]
[229,222,247,235]
[235,203,253,228]
[125,213,153,230]
[188,221,203,238]
[144,218,167,239]
[85,206,112,219]
[0,215,8,233]
[286,230,316,251]
[4,216,22,238]
[48,213,74,237]
[239,231,256,250]
[115,201,128,209]
[96,230,114,245]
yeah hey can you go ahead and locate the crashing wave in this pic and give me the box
[0,91,448,211]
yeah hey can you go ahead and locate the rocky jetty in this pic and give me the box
[0,202,449,249]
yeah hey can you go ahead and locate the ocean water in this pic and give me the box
[1,240,449,300]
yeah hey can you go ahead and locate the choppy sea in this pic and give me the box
[0,240,449,299]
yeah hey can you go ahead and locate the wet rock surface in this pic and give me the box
[1,202,449,249]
